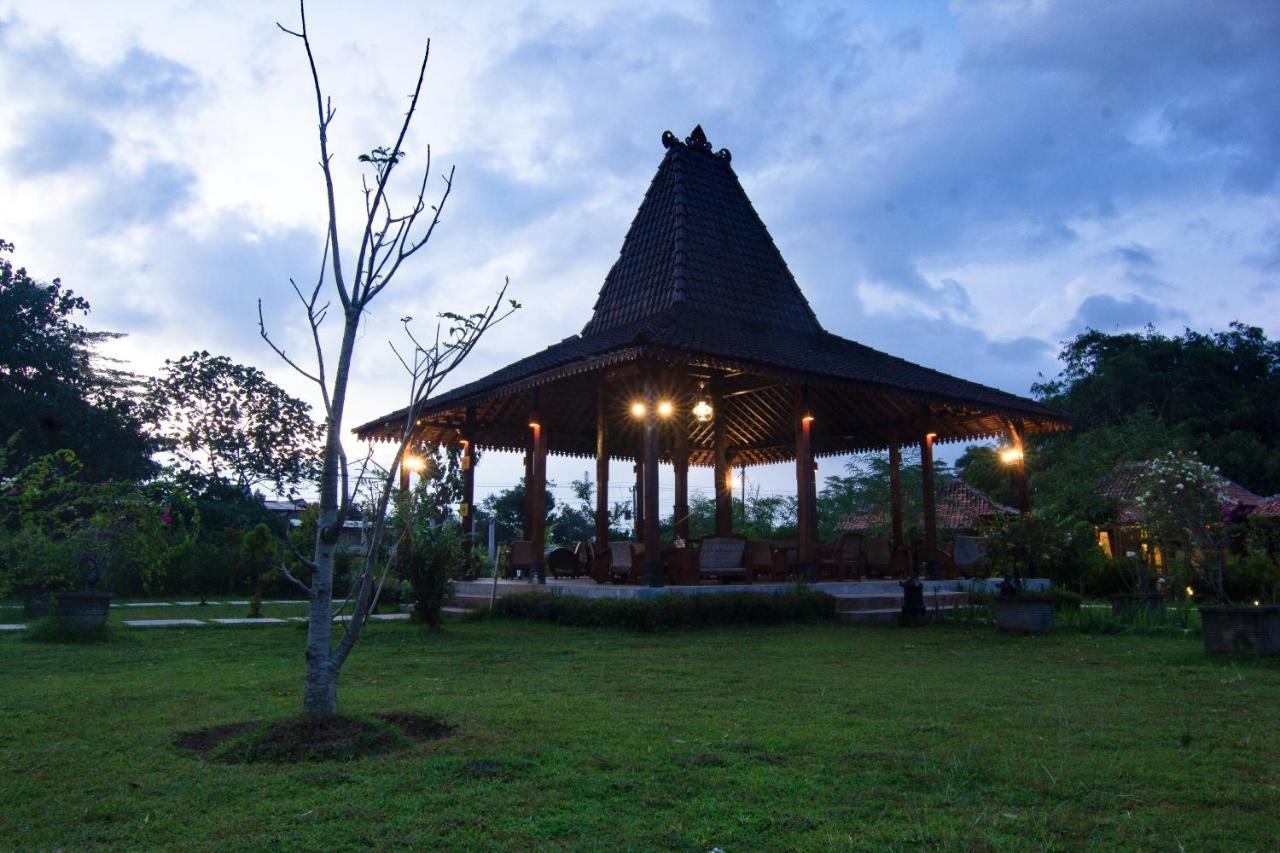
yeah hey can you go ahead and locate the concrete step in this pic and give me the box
[833,590,968,613]
[838,602,969,626]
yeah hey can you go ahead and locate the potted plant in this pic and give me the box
[986,512,1059,634]
[1135,452,1279,655]
[2,526,76,618]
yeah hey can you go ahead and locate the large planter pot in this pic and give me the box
[993,598,1055,634]
[18,586,56,620]
[54,592,112,635]
[1111,593,1163,621]
[1199,605,1280,656]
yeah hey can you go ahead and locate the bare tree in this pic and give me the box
[261,1,517,719]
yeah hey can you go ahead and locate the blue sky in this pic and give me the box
[1,1,1277,507]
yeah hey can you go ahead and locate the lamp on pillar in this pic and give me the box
[794,386,817,580]
[1002,420,1031,513]
[920,430,939,578]
[527,399,548,584]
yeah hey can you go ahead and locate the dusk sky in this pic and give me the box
[2,1,1277,509]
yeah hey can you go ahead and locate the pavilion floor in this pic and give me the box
[450,576,1046,606]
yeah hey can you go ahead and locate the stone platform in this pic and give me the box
[451,577,1048,619]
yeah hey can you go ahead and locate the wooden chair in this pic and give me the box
[587,541,634,584]
[863,537,896,578]
[505,540,538,579]
[743,539,778,582]
[663,543,700,585]
[769,541,801,581]
[951,535,989,577]
[629,541,677,584]
[546,547,579,578]
[817,533,864,580]
[696,535,749,583]
[919,547,959,580]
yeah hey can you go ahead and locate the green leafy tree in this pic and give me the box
[480,478,556,545]
[953,445,1020,507]
[1028,410,1184,522]
[240,523,276,617]
[1033,324,1280,493]
[145,351,323,497]
[1133,451,1234,601]
[550,472,630,545]
[816,451,949,540]
[0,239,157,481]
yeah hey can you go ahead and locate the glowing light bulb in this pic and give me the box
[630,401,646,418]
[657,400,674,418]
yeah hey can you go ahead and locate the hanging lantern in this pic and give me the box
[692,382,713,422]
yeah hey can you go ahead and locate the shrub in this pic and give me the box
[1224,551,1280,604]
[492,589,838,632]
[0,450,198,597]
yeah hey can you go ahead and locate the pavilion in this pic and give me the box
[354,126,1070,585]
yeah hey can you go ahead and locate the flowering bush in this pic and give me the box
[1133,451,1232,601]
[0,449,198,596]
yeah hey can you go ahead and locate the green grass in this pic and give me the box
[1,617,1278,850]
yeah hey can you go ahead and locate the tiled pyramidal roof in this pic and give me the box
[836,479,1017,533]
[353,126,1067,442]
[582,126,821,337]
[1100,462,1266,524]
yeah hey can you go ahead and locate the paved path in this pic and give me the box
[119,612,411,629]
[0,613,412,631]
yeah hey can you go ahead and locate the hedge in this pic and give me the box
[491,589,838,631]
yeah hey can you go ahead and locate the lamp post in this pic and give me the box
[1000,441,1030,513]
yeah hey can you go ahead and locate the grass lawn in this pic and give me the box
[1,617,1277,850]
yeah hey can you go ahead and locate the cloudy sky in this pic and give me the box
[2,0,1277,509]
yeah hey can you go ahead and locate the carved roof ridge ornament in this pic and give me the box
[661,125,731,163]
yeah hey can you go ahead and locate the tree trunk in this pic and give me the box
[304,313,360,719]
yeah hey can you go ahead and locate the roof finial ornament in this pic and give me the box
[660,125,731,162]
[686,124,712,153]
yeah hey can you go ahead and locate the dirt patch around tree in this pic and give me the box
[174,712,454,764]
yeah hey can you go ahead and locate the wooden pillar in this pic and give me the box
[460,406,476,554]
[398,453,410,495]
[595,384,610,546]
[920,430,938,563]
[641,366,663,587]
[888,438,904,549]
[794,386,817,575]
[521,432,534,541]
[672,386,690,542]
[529,405,548,584]
[1008,419,1031,513]
[633,460,644,540]
[712,382,732,535]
